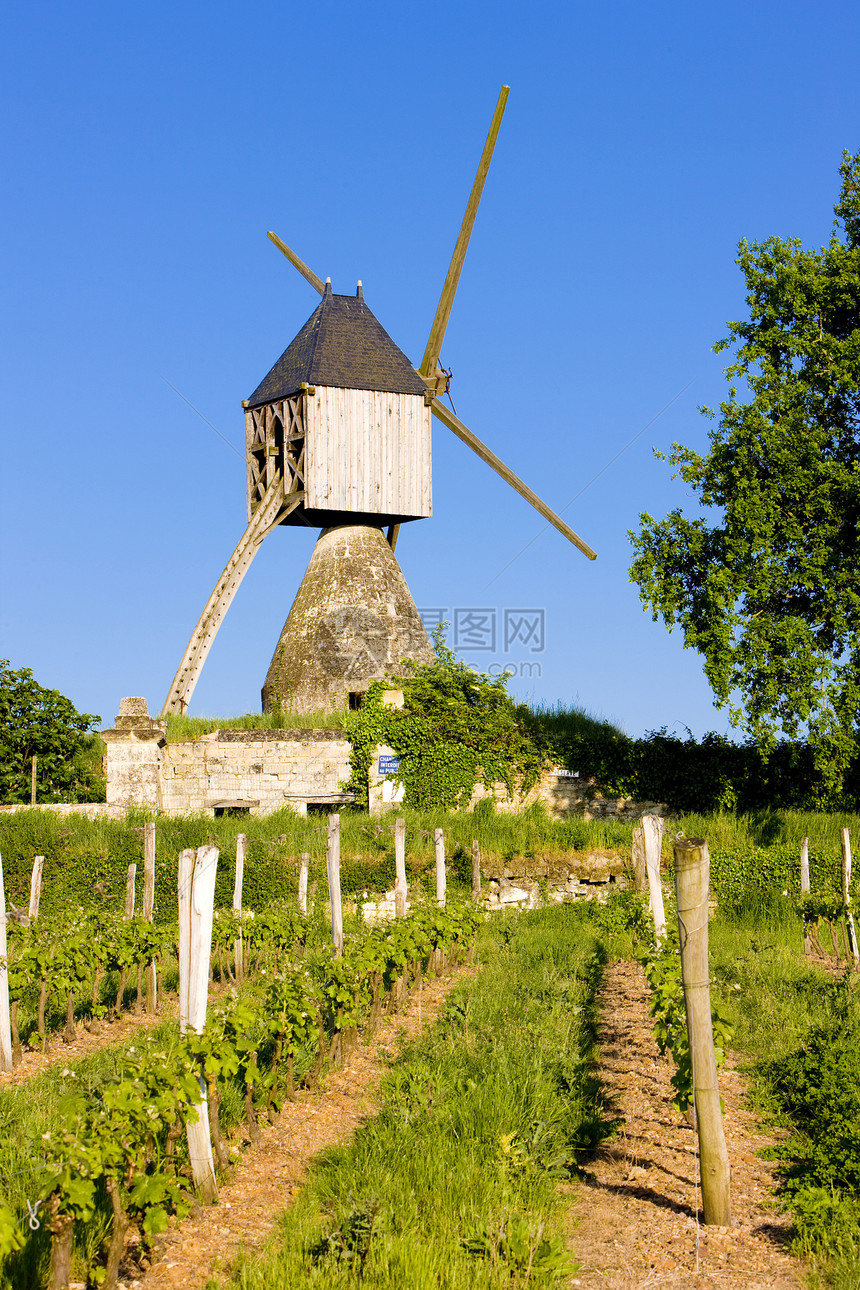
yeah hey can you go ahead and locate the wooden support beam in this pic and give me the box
[394,818,407,917]
[673,838,731,1226]
[800,836,811,956]
[267,232,326,296]
[178,845,220,1205]
[642,814,666,940]
[161,481,304,715]
[0,850,14,1072]
[434,828,446,907]
[386,523,401,552]
[29,856,44,921]
[327,816,344,954]
[298,852,310,915]
[471,839,482,903]
[125,863,137,918]
[144,822,157,1013]
[631,826,647,895]
[429,397,597,560]
[234,834,246,984]
[420,86,510,378]
[842,828,859,963]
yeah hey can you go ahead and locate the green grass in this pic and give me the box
[519,701,626,743]
[221,905,612,1289]
[674,808,860,854]
[705,897,860,1288]
[7,802,860,930]
[163,710,347,740]
[0,805,635,924]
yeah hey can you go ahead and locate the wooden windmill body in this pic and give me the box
[161,87,596,718]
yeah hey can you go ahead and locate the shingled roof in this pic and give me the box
[247,283,427,407]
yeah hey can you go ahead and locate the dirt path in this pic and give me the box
[0,1000,180,1088]
[566,959,804,1289]
[121,966,473,1290]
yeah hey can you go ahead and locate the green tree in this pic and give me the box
[0,660,102,803]
[630,152,860,796]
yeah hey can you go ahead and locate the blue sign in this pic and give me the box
[378,755,401,774]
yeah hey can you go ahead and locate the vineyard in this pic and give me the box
[1,809,860,1287]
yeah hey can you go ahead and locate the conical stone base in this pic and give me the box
[262,525,435,714]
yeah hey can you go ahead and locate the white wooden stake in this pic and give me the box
[471,839,482,903]
[144,822,157,1012]
[0,852,14,1072]
[631,826,647,894]
[841,828,859,963]
[326,816,343,954]
[642,815,666,940]
[29,856,44,921]
[178,845,219,1204]
[233,833,246,983]
[434,829,446,906]
[124,863,137,918]
[394,817,407,917]
[800,836,811,956]
[298,852,309,915]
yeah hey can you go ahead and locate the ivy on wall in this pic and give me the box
[343,630,548,810]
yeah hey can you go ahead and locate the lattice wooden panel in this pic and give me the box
[246,395,306,520]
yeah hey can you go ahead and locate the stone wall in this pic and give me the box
[481,849,633,910]
[470,769,669,822]
[360,853,636,922]
[159,729,352,816]
[101,699,352,817]
[96,699,666,823]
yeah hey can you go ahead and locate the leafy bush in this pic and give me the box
[525,705,860,812]
[344,629,547,810]
[766,990,860,1190]
[761,986,860,1260]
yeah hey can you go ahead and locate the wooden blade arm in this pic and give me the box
[420,86,510,378]
[267,232,326,295]
[429,397,597,561]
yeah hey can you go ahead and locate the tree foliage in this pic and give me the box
[344,628,547,809]
[630,152,860,794]
[0,660,102,804]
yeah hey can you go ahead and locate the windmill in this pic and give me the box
[161,86,596,718]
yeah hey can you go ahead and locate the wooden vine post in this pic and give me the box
[841,828,859,964]
[471,839,482,904]
[326,815,344,954]
[233,833,246,983]
[298,852,310,915]
[394,817,408,917]
[672,837,731,1226]
[124,863,137,917]
[434,828,446,906]
[143,822,157,1012]
[800,836,811,956]
[29,855,44,921]
[178,845,219,1204]
[0,851,13,1072]
[631,825,647,895]
[642,815,666,940]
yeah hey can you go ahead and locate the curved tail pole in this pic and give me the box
[161,478,304,716]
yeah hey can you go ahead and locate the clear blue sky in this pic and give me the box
[2,0,858,738]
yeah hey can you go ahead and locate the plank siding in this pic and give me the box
[306,388,431,518]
